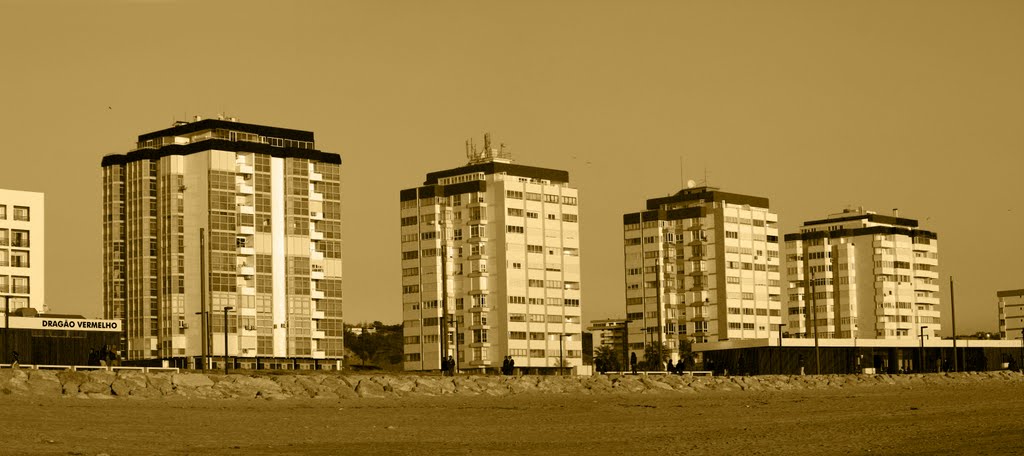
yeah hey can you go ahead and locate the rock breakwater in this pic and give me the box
[1,369,1020,400]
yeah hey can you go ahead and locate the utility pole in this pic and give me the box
[919,326,929,372]
[200,228,208,371]
[809,269,820,375]
[950,276,958,372]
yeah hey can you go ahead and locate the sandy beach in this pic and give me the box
[2,379,1020,455]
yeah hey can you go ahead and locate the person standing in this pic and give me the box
[441,356,449,376]
[447,355,455,376]
[501,356,510,375]
[630,352,638,375]
[508,356,515,376]
[666,359,675,374]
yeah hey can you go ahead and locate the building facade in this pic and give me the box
[998,289,1024,340]
[623,186,782,364]
[784,208,940,341]
[101,117,343,366]
[587,318,628,352]
[0,188,45,313]
[400,135,582,373]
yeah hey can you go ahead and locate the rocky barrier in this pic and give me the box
[1,368,1021,400]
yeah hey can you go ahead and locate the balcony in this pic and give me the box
[310,211,324,221]
[238,164,254,175]
[312,330,326,339]
[312,350,326,359]
[309,171,323,182]
[311,269,325,280]
[310,192,324,202]
[238,205,255,215]
[311,230,324,241]
[310,250,324,261]
[239,246,255,256]
[240,286,256,295]
[311,290,325,300]
[239,226,255,235]
[238,184,254,194]
[239,266,255,276]
[312,310,325,320]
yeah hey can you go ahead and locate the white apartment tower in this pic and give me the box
[102,118,343,366]
[0,189,45,313]
[623,186,782,363]
[784,208,940,341]
[998,289,1024,340]
[400,135,583,373]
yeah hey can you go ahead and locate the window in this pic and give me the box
[529,332,545,340]
[12,206,28,222]
[402,285,419,294]
[525,192,542,201]
[561,214,578,223]
[400,216,417,226]
[0,205,5,220]
[544,194,559,203]
[401,250,418,260]
[508,208,524,217]
[12,276,29,294]
[510,331,527,340]
[527,245,543,254]
[561,196,577,206]
[11,230,28,248]
[10,251,28,268]
[528,279,544,288]
[506,225,524,234]
[506,190,523,199]
[509,313,526,322]
[526,211,539,219]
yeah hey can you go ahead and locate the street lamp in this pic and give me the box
[223,306,234,375]
[776,323,785,375]
[919,325,928,373]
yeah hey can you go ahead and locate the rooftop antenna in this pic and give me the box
[703,165,708,187]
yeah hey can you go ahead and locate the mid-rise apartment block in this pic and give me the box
[400,135,582,373]
[0,189,44,313]
[623,186,782,363]
[998,289,1024,340]
[784,208,940,341]
[587,318,628,352]
[101,117,343,366]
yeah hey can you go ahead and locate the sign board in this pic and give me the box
[1,316,121,332]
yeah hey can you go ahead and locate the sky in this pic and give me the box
[1,0,1022,336]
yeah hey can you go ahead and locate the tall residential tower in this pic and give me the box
[783,208,940,341]
[623,186,782,364]
[400,135,582,373]
[102,117,343,366]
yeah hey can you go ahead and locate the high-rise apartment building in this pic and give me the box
[0,189,45,313]
[998,289,1024,340]
[623,186,782,363]
[400,135,582,373]
[101,117,343,366]
[783,208,940,341]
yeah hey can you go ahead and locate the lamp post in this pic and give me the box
[223,306,233,375]
[919,325,928,373]
[3,295,8,364]
[560,333,566,376]
[776,323,785,375]
[808,269,820,375]
[950,276,958,372]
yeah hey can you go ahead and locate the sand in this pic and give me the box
[1,380,1020,455]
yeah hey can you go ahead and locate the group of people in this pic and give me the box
[88,346,118,367]
[501,355,516,375]
[439,355,455,376]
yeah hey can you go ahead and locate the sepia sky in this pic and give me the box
[1,0,1022,336]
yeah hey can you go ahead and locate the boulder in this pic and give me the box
[354,379,386,398]
[171,373,214,389]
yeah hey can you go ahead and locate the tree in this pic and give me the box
[594,345,622,373]
[643,342,671,370]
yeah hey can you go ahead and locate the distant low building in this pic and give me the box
[998,289,1024,340]
[587,318,628,351]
